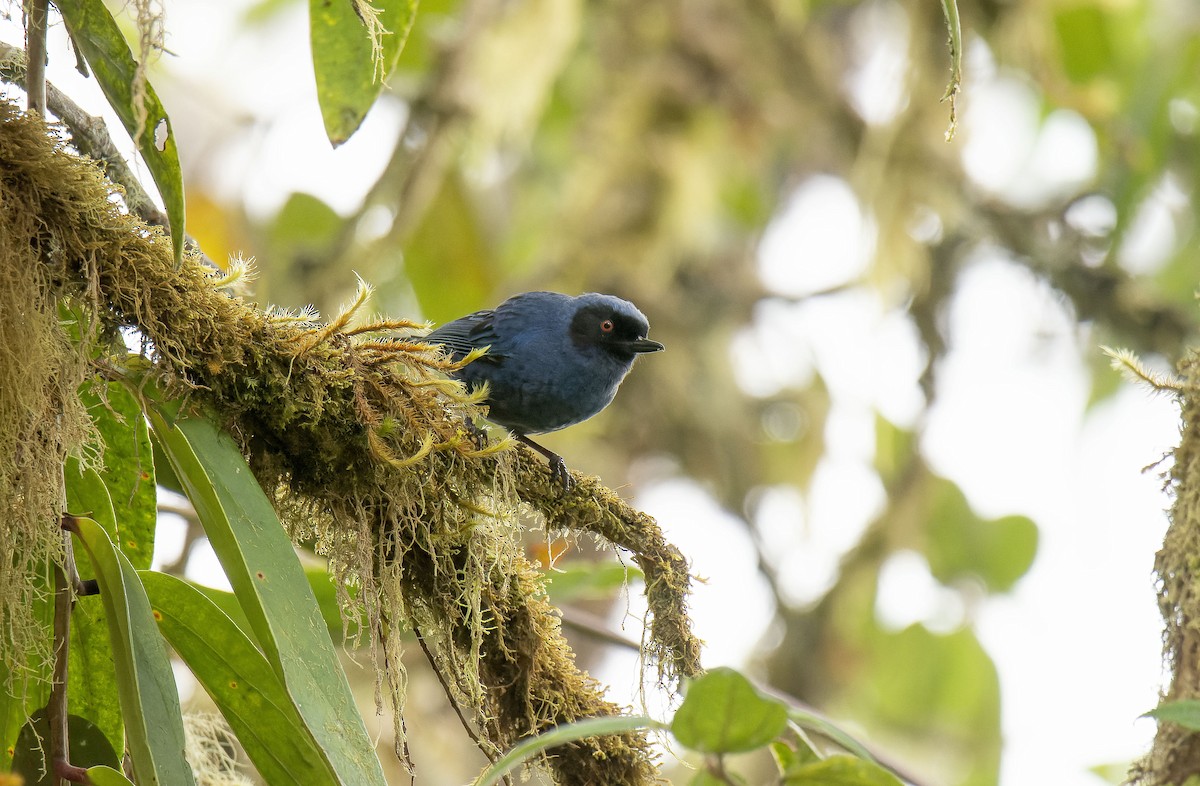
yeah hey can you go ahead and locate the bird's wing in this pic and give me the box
[423,309,506,361]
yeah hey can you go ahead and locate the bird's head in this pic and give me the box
[568,293,665,362]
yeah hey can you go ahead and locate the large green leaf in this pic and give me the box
[851,622,1001,783]
[174,565,359,649]
[310,0,419,145]
[61,382,156,763]
[671,667,788,754]
[11,710,121,782]
[0,563,55,770]
[141,395,386,785]
[66,586,125,771]
[80,382,157,569]
[54,0,186,262]
[62,462,124,759]
[141,571,340,786]
[70,516,195,786]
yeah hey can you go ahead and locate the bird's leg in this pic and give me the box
[515,434,573,491]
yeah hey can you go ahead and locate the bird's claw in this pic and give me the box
[549,456,573,492]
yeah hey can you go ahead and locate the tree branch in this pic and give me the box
[23,0,48,116]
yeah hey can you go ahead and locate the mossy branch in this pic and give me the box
[1135,348,1200,784]
[0,99,701,785]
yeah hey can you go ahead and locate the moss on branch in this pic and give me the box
[0,99,701,785]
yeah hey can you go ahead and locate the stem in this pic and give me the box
[23,0,49,116]
[412,622,511,786]
[51,517,91,785]
[49,548,73,785]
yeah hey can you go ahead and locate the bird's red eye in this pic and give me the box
[600,319,615,333]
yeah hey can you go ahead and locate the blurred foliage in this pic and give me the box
[123,0,1200,782]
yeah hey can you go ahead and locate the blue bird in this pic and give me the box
[424,291,664,489]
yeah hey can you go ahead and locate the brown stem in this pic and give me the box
[53,759,90,784]
[411,622,511,786]
[23,0,48,116]
[49,549,73,785]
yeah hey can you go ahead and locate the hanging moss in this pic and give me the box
[0,100,700,784]
[0,113,96,692]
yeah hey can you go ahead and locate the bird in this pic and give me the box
[423,291,664,489]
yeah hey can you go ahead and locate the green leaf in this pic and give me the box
[310,0,419,145]
[151,429,185,495]
[65,458,118,543]
[1145,700,1200,730]
[80,382,157,568]
[168,566,359,649]
[54,0,186,262]
[0,560,54,770]
[70,516,196,786]
[671,667,788,754]
[87,765,138,786]
[141,571,340,786]
[62,383,156,762]
[404,170,495,323]
[68,593,125,770]
[924,477,1039,593]
[770,739,819,775]
[12,710,121,782]
[473,714,662,786]
[781,754,905,786]
[141,393,386,785]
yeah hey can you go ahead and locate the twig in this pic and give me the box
[411,622,511,786]
[559,605,642,653]
[50,522,83,786]
[24,0,48,115]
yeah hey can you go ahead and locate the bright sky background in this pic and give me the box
[0,3,1186,784]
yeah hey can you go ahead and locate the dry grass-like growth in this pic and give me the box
[0,100,701,785]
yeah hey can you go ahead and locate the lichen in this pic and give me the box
[0,103,98,693]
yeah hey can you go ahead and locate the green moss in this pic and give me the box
[0,99,701,785]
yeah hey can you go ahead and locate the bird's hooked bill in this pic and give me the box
[626,337,665,353]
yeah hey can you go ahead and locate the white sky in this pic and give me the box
[0,3,1187,785]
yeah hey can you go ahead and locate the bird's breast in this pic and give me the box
[459,346,633,435]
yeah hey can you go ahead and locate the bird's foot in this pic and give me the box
[549,455,573,492]
[516,434,574,492]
